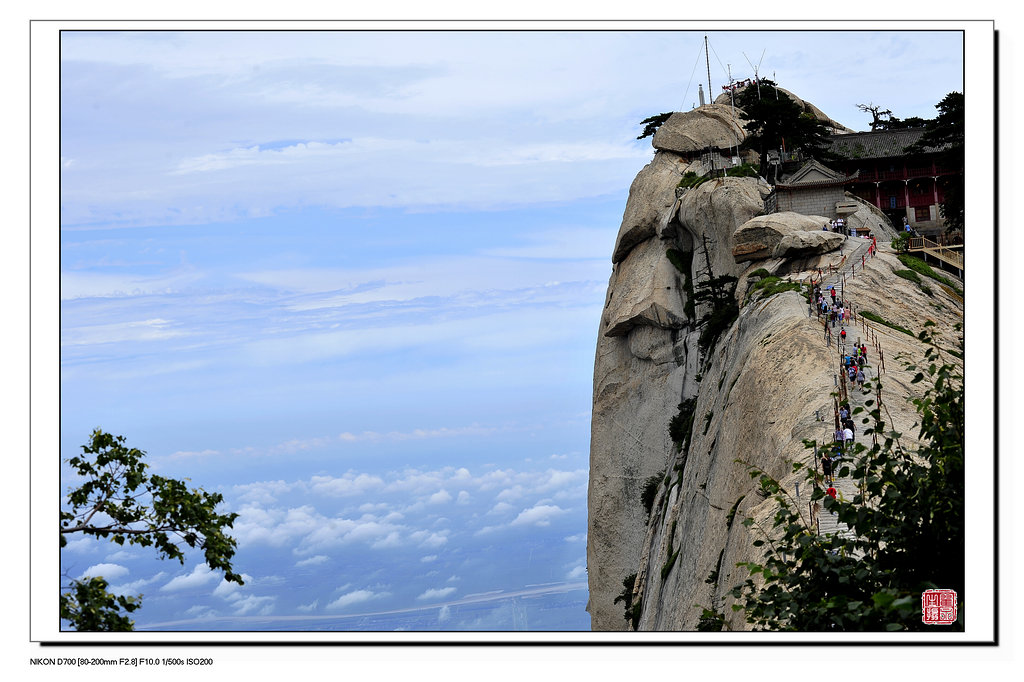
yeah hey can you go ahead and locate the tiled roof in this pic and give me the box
[827,128,946,159]
[776,159,858,188]
[776,176,855,190]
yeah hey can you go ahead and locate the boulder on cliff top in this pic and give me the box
[651,104,747,154]
[732,212,844,263]
[714,85,855,133]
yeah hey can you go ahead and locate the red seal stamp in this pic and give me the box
[921,589,957,625]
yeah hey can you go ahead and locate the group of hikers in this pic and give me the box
[824,218,847,234]
[816,286,850,329]
[813,247,876,494]
[821,402,859,487]
[843,345,868,388]
[819,334,871,488]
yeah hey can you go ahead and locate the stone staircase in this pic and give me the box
[811,235,873,549]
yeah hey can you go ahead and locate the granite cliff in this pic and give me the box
[586,105,964,631]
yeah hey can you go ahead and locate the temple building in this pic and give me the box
[771,159,858,220]
[826,128,956,237]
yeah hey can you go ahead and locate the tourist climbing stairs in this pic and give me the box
[808,235,874,549]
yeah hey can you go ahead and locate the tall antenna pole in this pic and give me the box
[728,64,735,113]
[728,64,739,166]
[705,35,712,105]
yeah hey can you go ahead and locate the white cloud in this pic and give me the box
[160,564,220,592]
[338,424,502,443]
[60,270,206,301]
[325,589,387,611]
[420,555,438,563]
[428,489,452,505]
[536,469,587,493]
[416,587,456,601]
[370,532,404,550]
[61,537,101,554]
[496,485,526,502]
[183,605,218,620]
[231,480,296,504]
[61,317,187,345]
[456,490,471,505]
[212,574,253,600]
[295,555,330,568]
[310,473,385,497]
[410,530,449,549]
[164,448,222,461]
[296,600,319,613]
[231,595,276,616]
[58,30,964,234]
[510,504,567,528]
[232,504,325,548]
[79,563,129,582]
[110,571,167,597]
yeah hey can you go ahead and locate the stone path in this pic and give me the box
[811,235,873,544]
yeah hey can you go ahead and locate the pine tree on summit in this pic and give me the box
[734,79,834,175]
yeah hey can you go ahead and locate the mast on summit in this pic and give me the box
[705,35,712,105]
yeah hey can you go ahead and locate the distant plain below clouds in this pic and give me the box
[135,580,589,631]
[59,454,591,629]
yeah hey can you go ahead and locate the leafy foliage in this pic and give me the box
[725,495,746,531]
[719,325,964,631]
[637,112,673,140]
[59,577,140,632]
[677,170,710,190]
[859,310,915,337]
[693,273,739,351]
[669,398,698,453]
[697,607,727,631]
[894,269,935,297]
[904,92,964,233]
[725,162,762,178]
[613,573,642,630]
[641,472,664,519]
[734,79,835,176]
[60,429,244,630]
[893,269,921,284]
[856,103,930,131]
[747,275,804,302]
[897,254,963,297]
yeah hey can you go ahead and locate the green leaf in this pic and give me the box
[61,429,244,629]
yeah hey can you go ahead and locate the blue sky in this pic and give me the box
[56,28,966,633]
